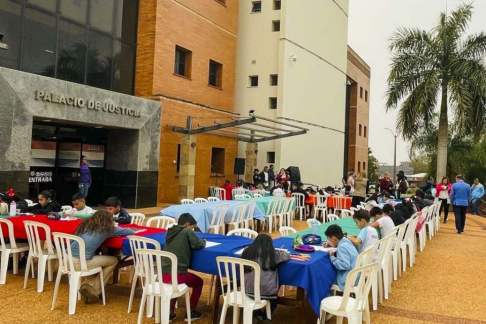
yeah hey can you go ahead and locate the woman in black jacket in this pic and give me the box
[27,190,61,215]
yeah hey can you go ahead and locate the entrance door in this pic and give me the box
[30,122,107,206]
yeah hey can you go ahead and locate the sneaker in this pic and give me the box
[169,313,177,322]
[79,283,99,304]
[185,310,203,322]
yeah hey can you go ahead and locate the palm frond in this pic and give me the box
[459,32,486,59]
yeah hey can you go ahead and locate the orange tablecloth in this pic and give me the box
[305,195,352,209]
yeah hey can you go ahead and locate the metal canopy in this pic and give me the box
[168,112,309,143]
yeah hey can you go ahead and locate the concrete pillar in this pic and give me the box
[178,134,196,201]
[245,142,258,183]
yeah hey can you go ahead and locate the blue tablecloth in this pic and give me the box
[160,201,266,233]
[123,231,336,316]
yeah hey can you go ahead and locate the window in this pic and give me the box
[209,60,223,88]
[176,144,181,173]
[274,0,282,10]
[365,90,368,102]
[267,152,275,163]
[359,124,362,136]
[251,1,262,12]
[269,97,277,109]
[363,162,366,172]
[57,19,87,84]
[61,0,88,24]
[360,87,363,99]
[270,74,278,86]
[364,126,367,138]
[174,45,192,78]
[358,162,361,172]
[249,75,259,87]
[272,20,281,32]
[211,148,225,175]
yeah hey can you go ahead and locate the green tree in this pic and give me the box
[367,148,380,182]
[386,3,486,181]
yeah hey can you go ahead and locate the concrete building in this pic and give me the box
[345,46,370,175]
[234,0,349,187]
[136,0,240,203]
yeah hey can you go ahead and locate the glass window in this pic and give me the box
[208,60,222,88]
[249,76,258,87]
[272,21,280,32]
[22,8,57,77]
[57,19,87,84]
[87,30,113,90]
[114,0,138,44]
[269,97,277,109]
[267,152,275,163]
[270,74,278,86]
[211,148,225,175]
[274,0,282,10]
[0,0,22,69]
[360,86,363,98]
[251,1,262,13]
[90,0,115,34]
[174,45,192,78]
[61,0,88,24]
[29,0,57,13]
[359,124,362,136]
[113,40,135,94]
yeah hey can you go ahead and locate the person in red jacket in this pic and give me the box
[220,180,233,200]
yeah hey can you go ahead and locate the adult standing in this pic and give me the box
[352,171,368,207]
[379,172,394,196]
[268,164,276,189]
[347,172,355,195]
[79,155,91,198]
[470,178,485,215]
[276,168,289,191]
[259,166,270,190]
[396,171,408,199]
[450,175,471,234]
[253,169,262,187]
[435,177,451,223]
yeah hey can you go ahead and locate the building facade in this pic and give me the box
[345,46,370,175]
[135,0,240,203]
[234,0,349,187]
[0,0,160,208]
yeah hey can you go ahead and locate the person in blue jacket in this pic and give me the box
[78,155,91,198]
[322,224,358,291]
[470,178,484,216]
[450,175,471,234]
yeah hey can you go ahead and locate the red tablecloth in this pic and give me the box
[1,215,165,250]
[305,195,352,209]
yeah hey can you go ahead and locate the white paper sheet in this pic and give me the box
[205,241,222,248]
[313,246,337,253]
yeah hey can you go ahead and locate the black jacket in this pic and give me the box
[27,201,61,215]
[115,208,132,224]
[253,174,262,185]
[291,187,309,199]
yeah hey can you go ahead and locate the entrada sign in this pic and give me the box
[35,90,141,117]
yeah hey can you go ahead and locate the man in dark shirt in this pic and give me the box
[253,169,262,187]
[268,164,276,188]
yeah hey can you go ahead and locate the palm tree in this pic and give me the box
[386,3,486,181]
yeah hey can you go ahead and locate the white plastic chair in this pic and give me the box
[127,236,161,315]
[146,216,176,229]
[209,204,228,235]
[425,203,436,240]
[401,214,419,271]
[217,257,271,324]
[306,218,322,228]
[227,228,258,239]
[211,188,226,201]
[340,209,353,218]
[272,191,286,197]
[135,249,192,324]
[208,197,220,202]
[51,233,106,315]
[181,199,195,205]
[231,188,246,199]
[264,199,280,234]
[23,221,58,292]
[433,201,441,232]
[327,214,340,222]
[392,221,409,280]
[279,226,297,236]
[61,205,73,213]
[314,195,328,221]
[356,205,365,210]
[0,219,30,284]
[194,198,208,204]
[226,202,247,231]
[333,196,348,216]
[360,202,367,208]
[319,263,378,324]
[380,227,398,302]
[243,201,257,230]
[234,194,245,200]
[291,193,306,221]
[418,207,429,252]
[253,193,263,198]
[131,213,146,226]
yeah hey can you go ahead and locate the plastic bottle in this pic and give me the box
[311,218,319,235]
[9,200,17,216]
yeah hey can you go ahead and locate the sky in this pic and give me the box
[347,0,486,166]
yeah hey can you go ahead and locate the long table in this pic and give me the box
[306,195,352,209]
[160,200,266,233]
[236,196,295,214]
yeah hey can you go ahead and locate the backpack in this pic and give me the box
[0,202,8,215]
[398,179,408,194]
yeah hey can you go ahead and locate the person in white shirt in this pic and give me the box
[69,193,95,215]
[369,207,395,238]
[349,210,379,261]
[259,166,270,189]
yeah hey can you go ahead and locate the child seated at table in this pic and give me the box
[242,234,290,321]
[162,213,206,322]
[67,193,95,216]
[349,210,379,260]
[383,204,406,226]
[323,225,358,291]
[104,196,132,224]
[369,207,396,237]
[27,189,61,215]
[71,210,134,304]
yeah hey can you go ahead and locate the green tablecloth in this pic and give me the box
[236,196,295,214]
[245,190,271,197]
[285,217,381,241]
